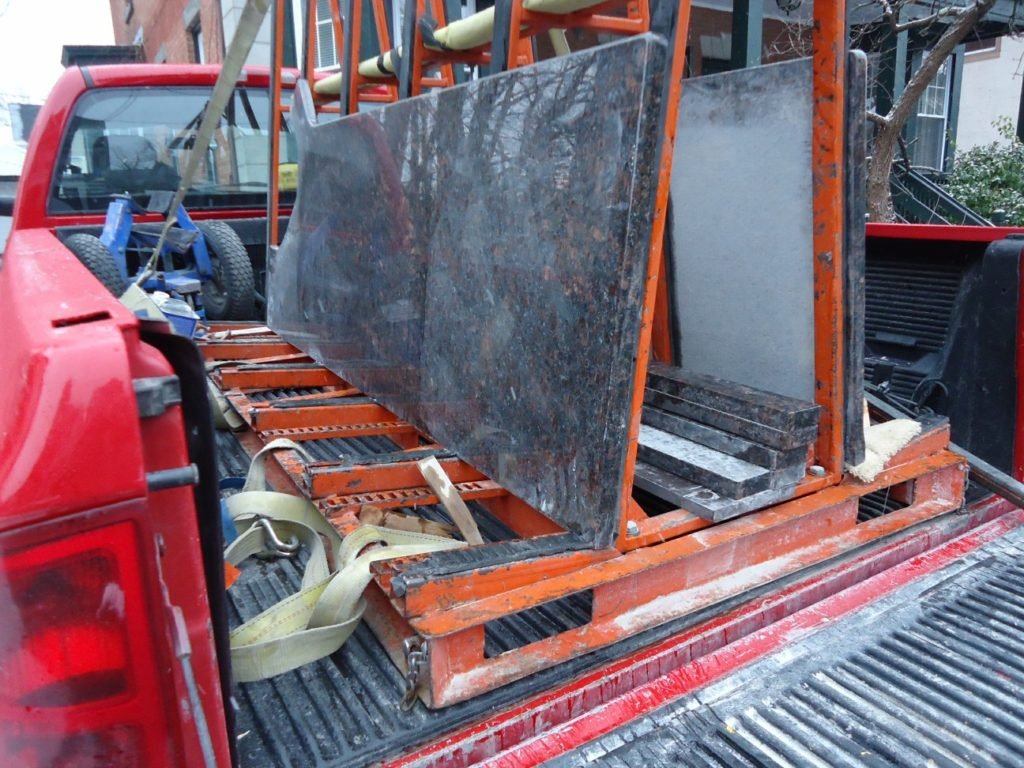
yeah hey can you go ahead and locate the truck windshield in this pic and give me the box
[49,86,297,214]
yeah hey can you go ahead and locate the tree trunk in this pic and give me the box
[867,117,902,221]
[867,0,996,221]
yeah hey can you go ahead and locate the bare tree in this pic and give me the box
[864,0,996,221]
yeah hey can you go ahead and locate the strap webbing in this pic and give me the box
[226,439,464,682]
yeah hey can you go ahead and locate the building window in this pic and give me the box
[313,0,409,71]
[910,55,951,171]
[190,21,205,64]
[315,0,339,69]
[965,37,999,56]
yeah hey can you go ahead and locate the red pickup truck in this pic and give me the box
[0,63,289,767]
[6,61,1024,768]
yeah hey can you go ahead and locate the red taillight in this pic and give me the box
[0,521,178,766]
[6,545,130,707]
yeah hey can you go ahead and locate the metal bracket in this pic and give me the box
[134,375,182,418]
[400,636,427,711]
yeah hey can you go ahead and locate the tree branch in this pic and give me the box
[897,133,913,172]
[880,0,960,34]
[866,111,890,127]
[864,0,997,221]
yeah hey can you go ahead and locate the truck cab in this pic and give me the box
[11,64,297,302]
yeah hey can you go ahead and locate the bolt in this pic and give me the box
[695,489,717,501]
[626,520,640,536]
[809,465,826,477]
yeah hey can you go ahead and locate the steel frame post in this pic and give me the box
[266,0,287,248]
[811,1,847,478]
[617,0,692,546]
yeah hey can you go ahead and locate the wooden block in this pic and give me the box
[418,456,485,546]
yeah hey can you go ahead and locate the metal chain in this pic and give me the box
[400,636,427,711]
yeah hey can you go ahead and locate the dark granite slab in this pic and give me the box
[638,424,771,499]
[641,406,808,472]
[633,461,801,523]
[268,36,667,549]
[643,389,818,451]
[647,363,821,432]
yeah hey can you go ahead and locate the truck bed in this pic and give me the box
[217,427,1024,766]
[219,429,641,766]
[552,513,1024,767]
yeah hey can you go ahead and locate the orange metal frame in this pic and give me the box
[238,1,968,708]
[504,0,649,69]
[340,0,400,111]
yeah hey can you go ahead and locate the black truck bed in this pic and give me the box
[552,516,1024,767]
[219,429,684,766]
[218,423,811,766]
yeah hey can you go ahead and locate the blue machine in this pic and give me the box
[99,191,212,316]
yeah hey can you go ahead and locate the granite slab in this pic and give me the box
[637,424,771,499]
[644,389,818,451]
[646,363,820,432]
[641,406,808,471]
[268,35,667,549]
[633,461,800,523]
[671,58,815,402]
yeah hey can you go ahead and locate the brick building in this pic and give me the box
[107,0,276,67]
[105,0,806,74]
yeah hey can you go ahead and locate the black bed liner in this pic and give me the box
[220,421,750,767]
[551,518,1024,767]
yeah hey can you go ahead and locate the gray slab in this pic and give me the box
[844,51,868,467]
[641,405,808,471]
[672,58,815,402]
[644,389,817,450]
[268,36,667,548]
[638,424,770,498]
[633,458,799,522]
[647,362,820,431]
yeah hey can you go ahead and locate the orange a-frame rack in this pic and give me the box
[228,0,967,708]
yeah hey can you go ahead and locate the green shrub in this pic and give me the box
[946,117,1024,225]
